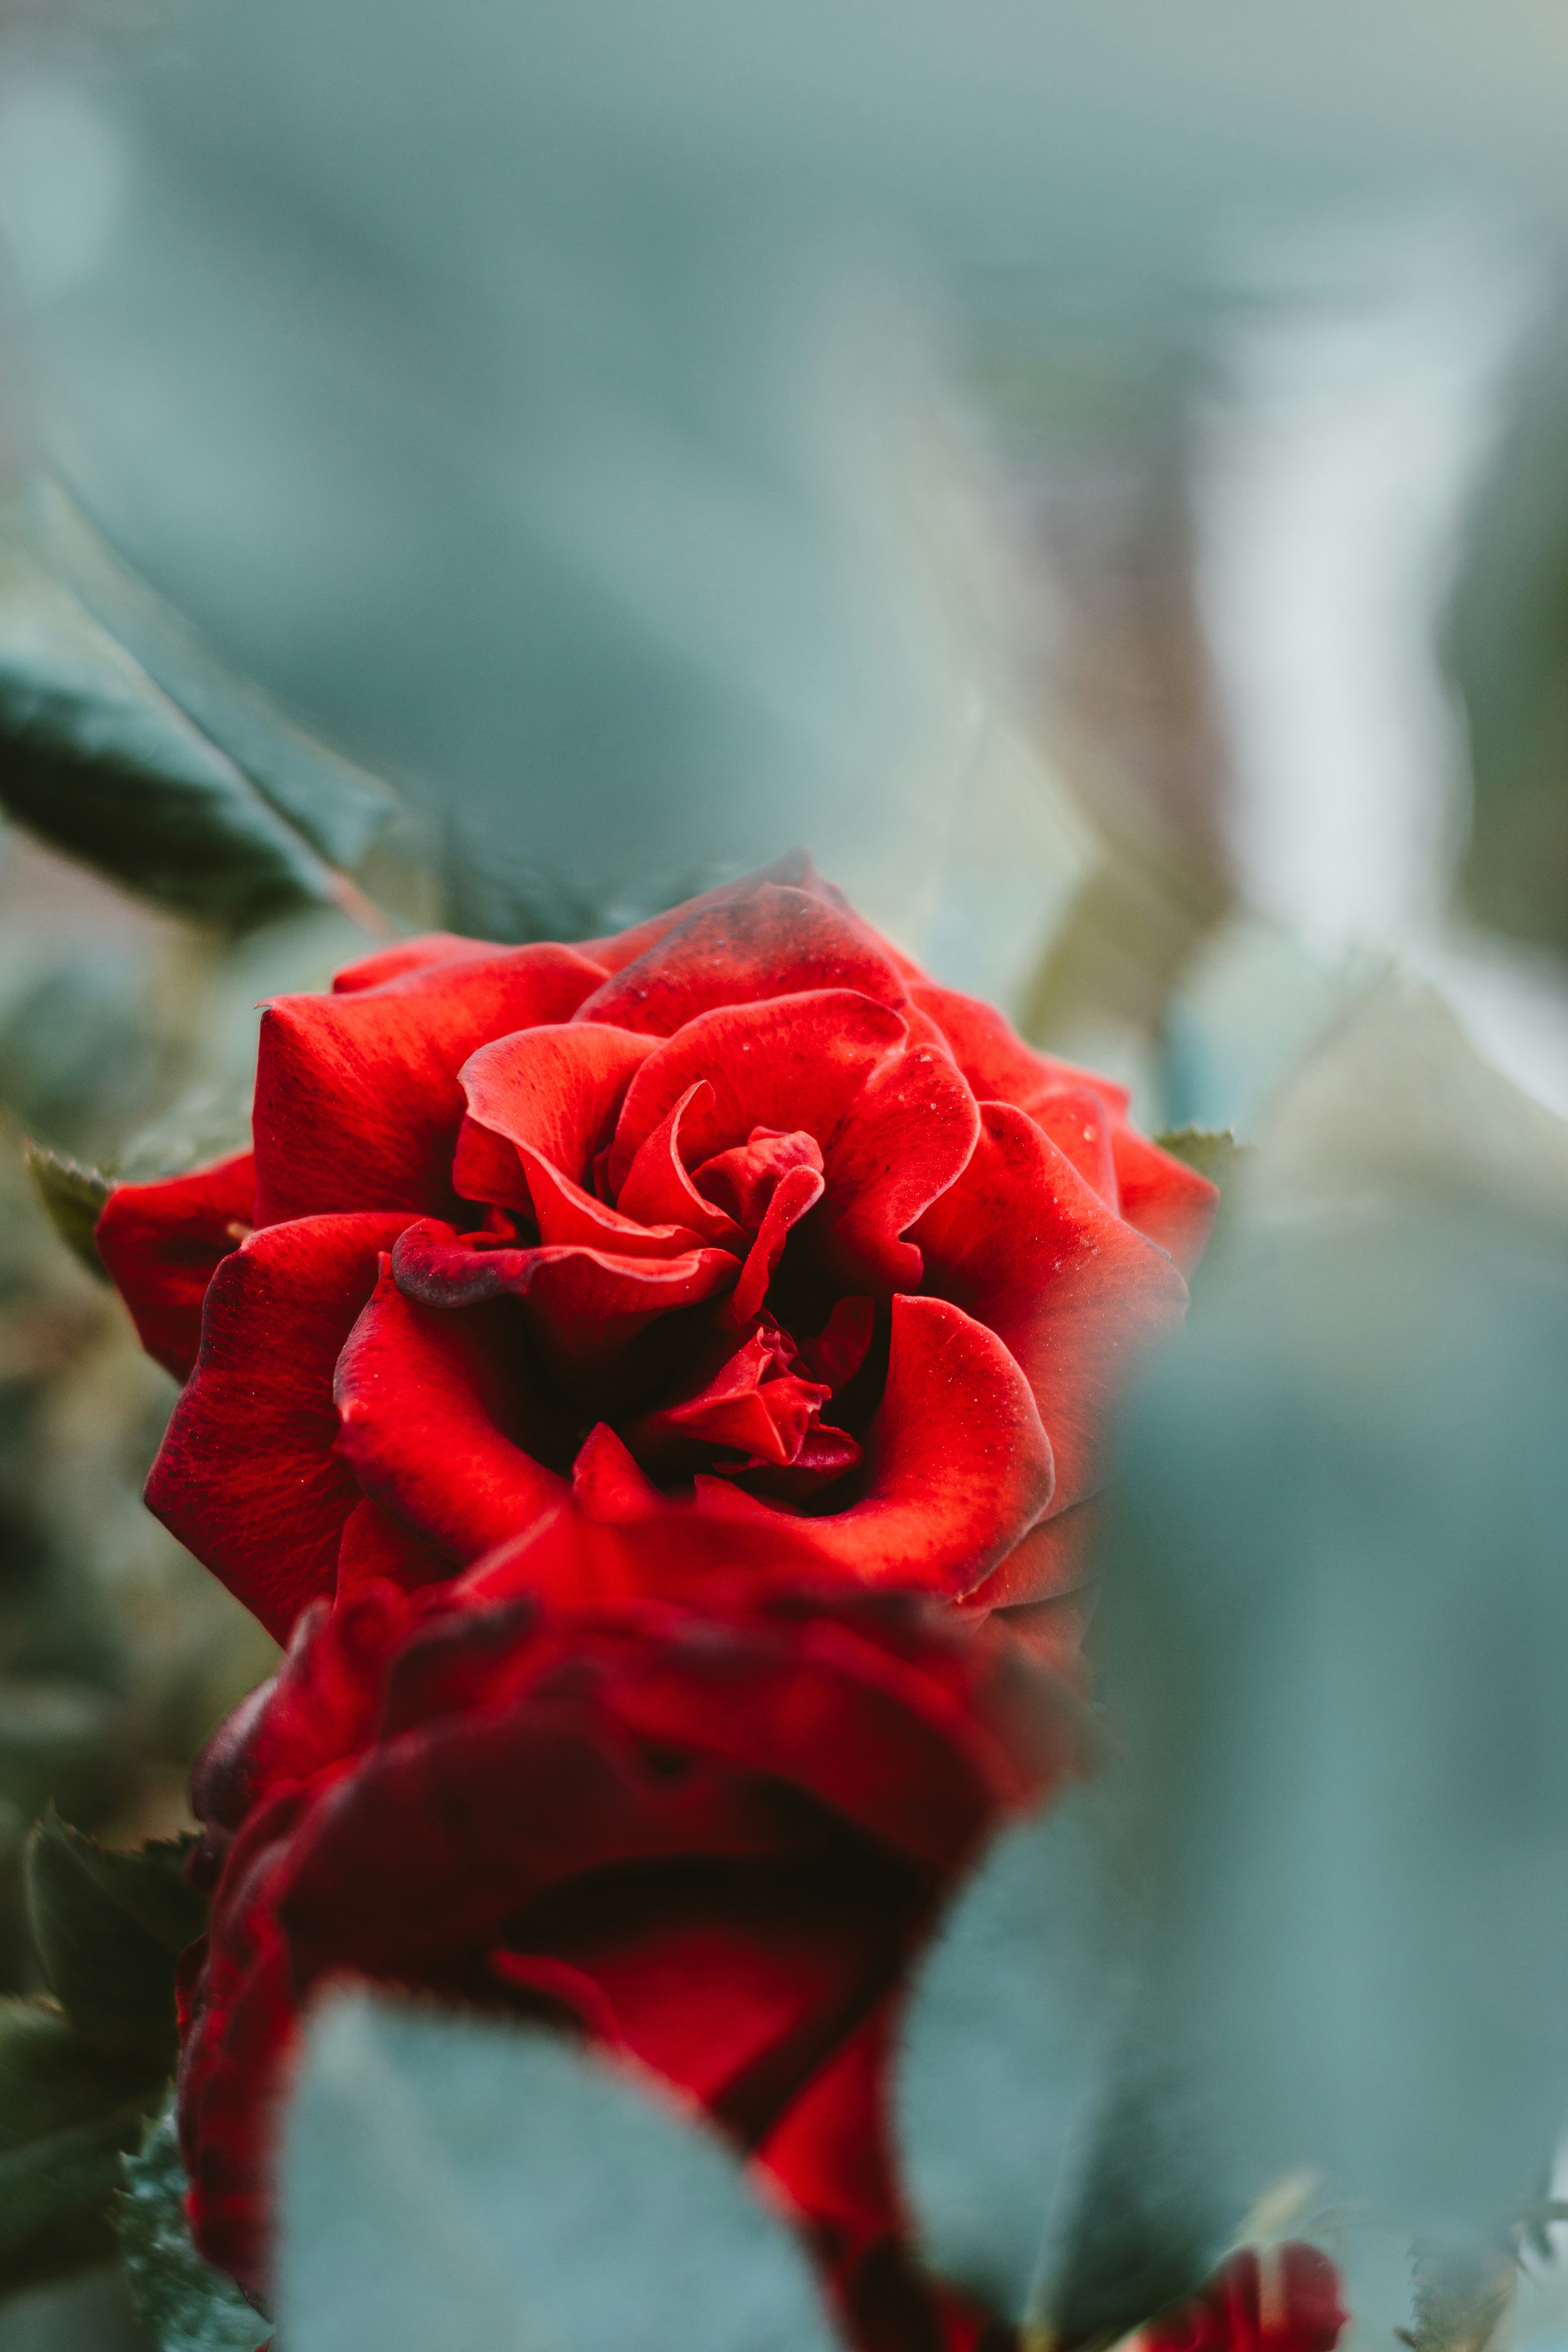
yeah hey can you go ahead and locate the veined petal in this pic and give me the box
[574,849,850,973]
[693,1296,1054,1599]
[335,1265,568,1562]
[330,933,515,994]
[606,991,908,1195]
[571,884,910,1034]
[514,1146,710,1258]
[391,1218,737,1385]
[1024,1083,1121,1208]
[456,1021,657,1200]
[144,1212,412,1638]
[912,980,1131,1116]
[912,1101,1190,1513]
[1106,1121,1220,1274]
[817,1043,980,1295]
[615,1084,744,1244]
[253,945,605,1225]
[96,1151,256,1383]
[724,1159,826,1327]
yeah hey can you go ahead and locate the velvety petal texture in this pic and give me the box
[100,856,1217,1637]
[177,1516,1085,2347]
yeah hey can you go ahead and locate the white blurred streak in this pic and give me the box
[1195,218,1568,1118]
[0,71,124,302]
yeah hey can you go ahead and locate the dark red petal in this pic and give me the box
[252,945,605,1225]
[571,1423,666,1519]
[513,1146,710,1259]
[503,1873,903,2131]
[912,1101,1188,1514]
[391,1218,738,1385]
[724,1159,826,1326]
[956,1497,1100,1614]
[335,1496,454,1597]
[753,1998,897,2245]
[625,1330,831,1468]
[912,979,1131,1116]
[690,1127,824,1230]
[335,1263,568,1561]
[605,1603,1037,1864]
[574,849,848,973]
[571,884,910,1034]
[817,1043,980,1294]
[96,1152,256,1383]
[694,1295,1054,1598]
[331,932,510,994]
[1105,1121,1220,1274]
[456,1021,658,1200]
[798,1295,875,1390]
[1024,1083,1120,1208]
[144,1212,411,1638]
[615,1083,744,1244]
[606,991,909,1195]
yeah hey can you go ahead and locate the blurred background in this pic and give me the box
[3,0,1568,2343]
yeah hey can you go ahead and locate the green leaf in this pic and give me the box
[0,1997,168,2297]
[894,1800,1113,2323]
[21,1140,113,1279]
[1093,1208,1568,2245]
[117,2093,271,2352]
[1153,1126,1245,1194]
[24,1814,205,2062]
[279,1988,846,2352]
[31,479,397,877]
[0,478,397,933]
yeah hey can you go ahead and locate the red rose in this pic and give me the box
[100,854,1214,1641]
[1145,2246,1347,2352]
[175,1505,1085,2347]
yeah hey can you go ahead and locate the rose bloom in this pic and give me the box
[100,855,1215,1642]
[177,1505,1085,2347]
[177,1508,1343,2352]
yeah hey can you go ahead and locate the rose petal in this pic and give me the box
[817,1043,980,1294]
[252,945,605,1225]
[571,884,911,1034]
[1024,1083,1120,1208]
[615,1083,744,1244]
[690,1127,825,1230]
[724,1159,827,1327]
[335,1261,569,1561]
[798,1296,875,1390]
[391,1217,738,1386]
[626,1330,831,1468]
[96,1151,256,1383]
[571,1424,667,1519]
[145,1212,411,1638]
[912,1100,1190,1514]
[1106,1121,1220,1274]
[574,849,847,973]
[514,1146,710,1259]
[606,991,909,1195]
[693,1295,1055,1598]
[331,933,516,994]
[912,979,1130,1116]
[456,1021,658,1203]
[335,1496,454,1598]
[956,1497,1101,1614]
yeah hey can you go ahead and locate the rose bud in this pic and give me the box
[175,1508,1086,2347]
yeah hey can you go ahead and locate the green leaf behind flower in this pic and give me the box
[117,2093,270,2352]
[280,1988,845,2352]
[25,1813,204,2063]
[0,1997,166,2298]
[0,478,398,933]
